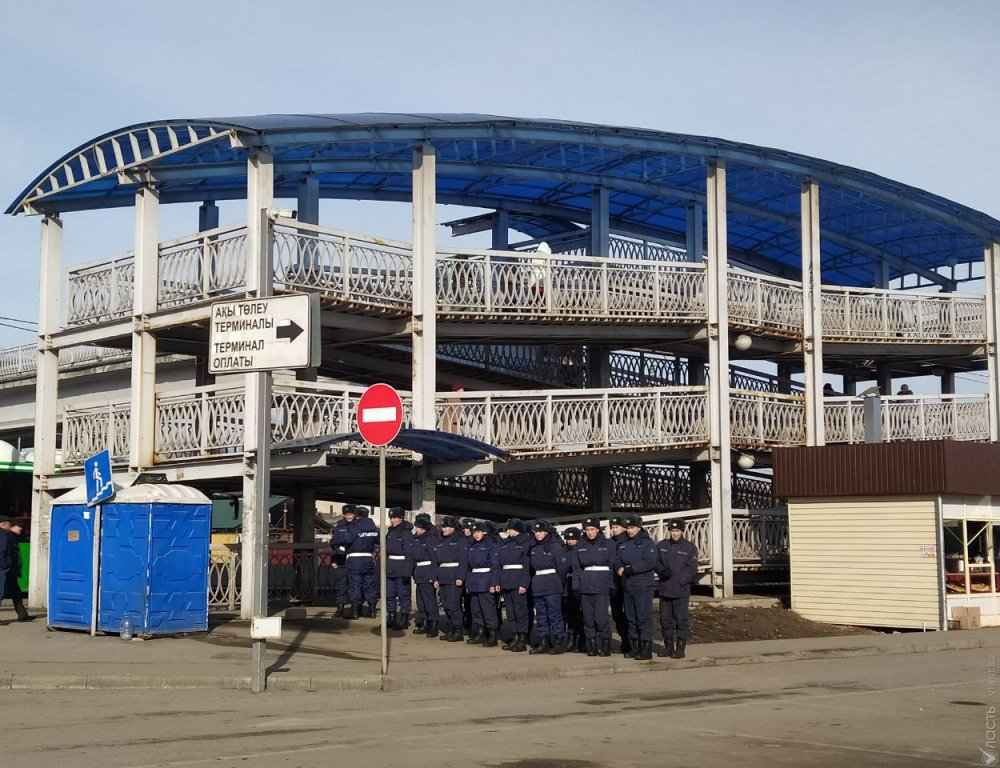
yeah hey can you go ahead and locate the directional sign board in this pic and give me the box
[357,384,404,446]
[84,450,115,507]
[209,293,320,374]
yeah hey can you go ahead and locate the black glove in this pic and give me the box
[659,567,673,580]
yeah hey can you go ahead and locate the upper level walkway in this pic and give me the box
[55,220,987,347]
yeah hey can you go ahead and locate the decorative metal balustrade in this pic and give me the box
[727,268,804,336]
[0,344,147,384]
[62,402,131,465]
[158,224,249,308]
[730,391,806,448]
[821,286,986,341]
[436,386,710,455]
[61,220,987,344]
[437,247,707,320]
[823,393,991,444]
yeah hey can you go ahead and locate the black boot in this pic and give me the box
[548,635,565,655]
[529,635,550,655]
[386,611,398,630]
[446,627,465,642]
[624,638,638,659]
[482,628,498,648]
[509,633,527,653]
[671,640,687,659]
[501,631,516,650]
[466,625,485,645]
[351,603,363,620]
[412,618,428,635]
[397,612,410,630]
[586,638,598,657]
[424,620,439,638]
[635,640,653,661]
[598,638,612,657]
[659,637,675,658]
[367,602,378,619]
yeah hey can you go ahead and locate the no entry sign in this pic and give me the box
[356,384,403,446]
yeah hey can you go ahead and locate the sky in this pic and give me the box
[1,0,998,360]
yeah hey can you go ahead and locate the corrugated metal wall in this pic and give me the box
[774,441,1000,498]
[789,496,941,629]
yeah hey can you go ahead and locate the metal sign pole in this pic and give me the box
[90,504,101,637]
[379,446,388,676]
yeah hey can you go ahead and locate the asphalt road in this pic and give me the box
[5,648,990,768]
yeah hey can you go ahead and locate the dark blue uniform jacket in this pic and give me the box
[409,527,439,583]
[498,533,531,590]
[655,536,700,598]
[572,535,615,594]
[385,521,415,578]
[433,531,469,584]
[529,536,567,597]
[465,537,500,593]
[614,532,657,591]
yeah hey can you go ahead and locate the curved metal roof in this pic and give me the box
[9,113,1000,288]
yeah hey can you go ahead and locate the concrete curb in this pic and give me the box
[2,635,994,692]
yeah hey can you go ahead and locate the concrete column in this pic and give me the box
[241,150,274,628]
[686,202,704,263]
[411,142,437,518]
[588,346,612,515]
[985,241,1000,442]
[940,369,955,395]
[801,178,825,446]
[777,363,793,395]
[129,184,159,472]
[706,159,733,598]
[590,186,610,258]
[29,214,62,609]
[876,362,893,399]
[199,201,219,232]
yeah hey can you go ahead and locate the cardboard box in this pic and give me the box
[951,606,982,629]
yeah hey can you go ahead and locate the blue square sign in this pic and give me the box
[84,450,115,507]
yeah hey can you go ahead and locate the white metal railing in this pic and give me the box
[66,254,134,324]
[158,224,249,308]
[728,268,804,336]
[273,220,413,309]
[437,247,707,319]
[730,391,806,447]
[821,285,986,341]
[436,386,709,454]
[0,344,136,383]
[61,402,131,465]
[62,220,988,344]
[823,393,991,443]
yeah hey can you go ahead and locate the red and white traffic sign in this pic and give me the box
[356,384,403,446]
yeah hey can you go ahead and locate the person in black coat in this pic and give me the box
[561,527,585,653]
[498,518,531,652]
[614,514,657,660]
[384,507,415,630]
[528,519,568,655]
[434,516,469,642]
[573,516,615,657]
[464,521,501,647]
[0,516,29,623]
[655,519,700,658]
[607,515,631,654]
[409,513,440,637]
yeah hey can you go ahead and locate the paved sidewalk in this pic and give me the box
[1,606,997,692]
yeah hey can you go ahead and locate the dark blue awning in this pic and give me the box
[273,428,509,464]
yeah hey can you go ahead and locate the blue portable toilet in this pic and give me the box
[48,483,124,631]
[97,484,211,635]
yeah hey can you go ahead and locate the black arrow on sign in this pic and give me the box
[276,320,303,343]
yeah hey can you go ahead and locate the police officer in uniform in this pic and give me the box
[409,513,440,637]
[434,515,469,642]
[498,518,531,652]
[384,507,415,630]
[329,505,359,618]
[342,505,380,619]
[573,516,615,657]
[561,527,585,653]
[614,514,657,660]
[528,520,568,655]
[465,521,501,647]
[656,519,699,658]
[607,515,631,654]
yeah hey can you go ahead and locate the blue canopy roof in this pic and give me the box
[277,428,509,464]
[8,113,1000,287]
